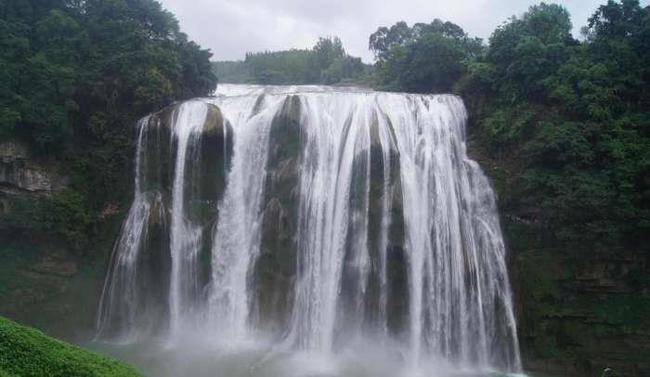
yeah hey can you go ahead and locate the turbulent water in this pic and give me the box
[96,84,522,377]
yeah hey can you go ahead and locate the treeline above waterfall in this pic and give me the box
[212,37,374,86]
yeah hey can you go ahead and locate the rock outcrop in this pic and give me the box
[0,141,68,195]
[0,141,69,220]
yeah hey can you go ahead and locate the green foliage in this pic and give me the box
[482,104,538,146]
[212,60,254,83]
[1,0,216,247]
[7,190,93,250]
[246,49,321,84]
[481,3,575,102]
[457,1,650,246]
[594,296,650,333]
[212,37,372,85]
[312,36,345,69]
[369,19,484,92]
[39,190,93,248]
[0,316,141,376]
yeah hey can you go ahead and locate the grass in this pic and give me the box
[0,316,141,377]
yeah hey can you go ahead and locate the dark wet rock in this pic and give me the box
[254,95,302,333]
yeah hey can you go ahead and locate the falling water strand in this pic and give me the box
[96,116,158,342]
[168,101,208,342]
[207,92,285,341]
[287,94,374,352]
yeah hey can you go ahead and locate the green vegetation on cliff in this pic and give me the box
[213,37,373,85]
[0,316,141,376]
[460,1,649,247]
[1,0,216,248]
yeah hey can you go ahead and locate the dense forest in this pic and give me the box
[1,0,216,247]
[212,37,373,85]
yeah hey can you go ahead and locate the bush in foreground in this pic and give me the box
[0,317,140,377]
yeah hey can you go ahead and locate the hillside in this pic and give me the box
[0,316,141,377]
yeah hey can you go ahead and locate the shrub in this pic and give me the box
[0,316,141,377]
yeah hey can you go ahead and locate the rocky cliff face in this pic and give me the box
[254,95,302,332]
[514,244,649,377]
[0,141,99,339]
[95,101,233,338]
[0,141,69,218]
[0,141,69,194]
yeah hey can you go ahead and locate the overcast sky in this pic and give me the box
[158,0,646,62]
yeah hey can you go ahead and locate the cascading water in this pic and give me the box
[96,84,522,377]
[208,92,286,341]
[168,101,208,341]
[96,116,163,342]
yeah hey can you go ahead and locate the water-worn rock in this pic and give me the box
[254,95,301,332]
[0,141,70,229]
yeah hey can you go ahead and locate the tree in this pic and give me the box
[369,19,483,93]
[369,21,413,60]
[313,36,346,70]
[486,3,574,101]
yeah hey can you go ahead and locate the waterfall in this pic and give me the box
[97,84,521,375]
[168,101,209,341]
[376,110,394,337]
[207,92,286,341]
[96,117,151,341]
